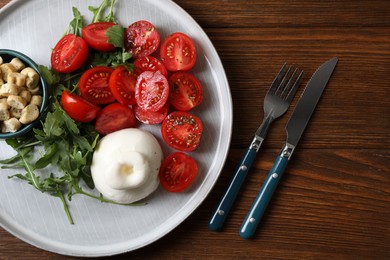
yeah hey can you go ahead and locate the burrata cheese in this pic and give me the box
[91,128,163,203]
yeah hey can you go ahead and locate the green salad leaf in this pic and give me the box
[106,24,124,48]
[65,7,84,36]
[89,0,117,23]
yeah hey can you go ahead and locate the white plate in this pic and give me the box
[0,0,232,257]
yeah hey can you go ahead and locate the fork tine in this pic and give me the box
[268,63,287,93]
[277,65,294,95]
[285,69,304,103]
[280,67,298,98]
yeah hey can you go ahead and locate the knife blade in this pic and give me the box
[239,57,338,239]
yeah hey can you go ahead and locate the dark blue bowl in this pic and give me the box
[0,49,49,139]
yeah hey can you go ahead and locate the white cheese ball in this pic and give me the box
[91,128,163,204]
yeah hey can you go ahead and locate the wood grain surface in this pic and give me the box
[1,0,389,259]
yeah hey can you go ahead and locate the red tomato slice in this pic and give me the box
[135,71,169,112]
[160,32,196,72]
[82,22,116,51]
[95,103,136,135]
[109,66,138,105]
[125,20,160,58]
[134,102,169,125]
[159,152,198,192]
[61,91,101,123]
[134,56,168,78]
[51,34,88,73]
[161,111,203,151]
[79,66,115,105]
[169,72,203,111]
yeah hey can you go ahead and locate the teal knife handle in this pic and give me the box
[239,149,290,239]
[209,137,262,231]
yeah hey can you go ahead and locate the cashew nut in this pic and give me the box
[7,72,27,87]
[0,82,20,97]
[19,104,39,124]
[1,117,22,133]
[20,90,32,103]
[9,107,22,119]
[0,63,16,82]
[7,95,28,110]
[0,103,10,121]
[30,95,42,107]
[0,98,7,107]
[28,86,41,95]
[20,67,39,89]
[10,58,26,72]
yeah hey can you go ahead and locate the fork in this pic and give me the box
[208,63,303,231]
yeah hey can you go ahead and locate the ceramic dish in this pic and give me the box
[0,0,232,256]
[0,49,49,138]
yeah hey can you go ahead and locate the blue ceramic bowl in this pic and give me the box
[0,49,49,139]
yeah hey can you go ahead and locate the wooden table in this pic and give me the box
[1,0,389,259]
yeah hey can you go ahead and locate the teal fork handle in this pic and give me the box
[209,138,262,231]
[239,153,289,239]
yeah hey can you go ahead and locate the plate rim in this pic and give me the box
[0,0,233,256]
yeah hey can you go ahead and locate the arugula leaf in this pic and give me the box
[122,52,132,63]
[89,49,134,70]
[5,138,22,149]
[61,111,80,135]
[72,135,94,153]
[0,154,21,165]
[89,0,116,23]
[43,110,65,137]
[39,65,61,85]
[65,7,84,36]
[81,170,95,189]
[6,144,42,191]
[34,144,59,169]
[106,24,124,48]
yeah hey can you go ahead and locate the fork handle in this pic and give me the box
[209,137,263,231]
[239,149,289,239]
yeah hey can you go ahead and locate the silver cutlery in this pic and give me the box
[209,63,303,231]
[240,57,338,239]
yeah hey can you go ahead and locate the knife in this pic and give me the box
[239,57,338,239]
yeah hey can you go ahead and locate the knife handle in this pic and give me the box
[208,137,263,231]
[239,149,290,239]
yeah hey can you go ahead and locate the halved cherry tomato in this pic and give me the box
[160,32,196,72]
[135,71,169,112]
[134,102,169,125]
[125,20,160,58]
[159,152,198,192]
[161,111,203,151]
[134,56,168,78]
[109,66,138,105]
[169,72,203,111]
[95,103,136,135]
[82,22,116,51]
[79,66,115,105]
[61,90,101,123]
[51,34,88,73]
